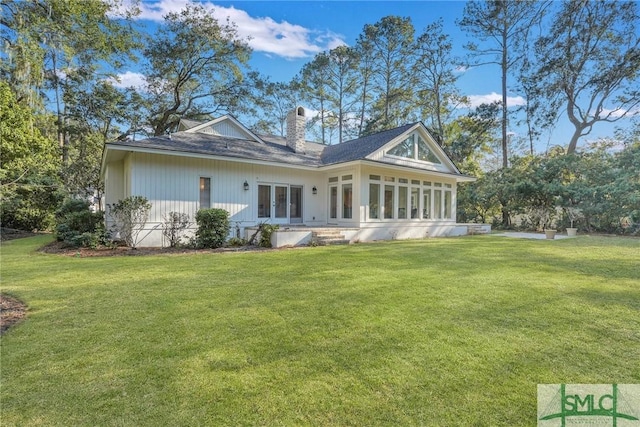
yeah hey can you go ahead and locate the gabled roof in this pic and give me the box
[185,115,265,143]
[104,116,471,179]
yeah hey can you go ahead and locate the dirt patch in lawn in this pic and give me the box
[0,294,27,334]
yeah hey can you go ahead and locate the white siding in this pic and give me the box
[121,152,329,246]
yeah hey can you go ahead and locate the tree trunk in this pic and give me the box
[567,128,582,154]
[501,19,509,169]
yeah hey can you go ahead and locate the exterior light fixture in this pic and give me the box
[312,186,318,195]
[243,180,249,191]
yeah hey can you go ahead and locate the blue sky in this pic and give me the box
[114,0,632,152]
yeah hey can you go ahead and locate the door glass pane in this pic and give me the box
[290,186,302,221]
[434,189,442,219]
[398,186,407,219]
[342,184,352,219]
[411,187,419,218]
[369,183,380,219]
[384,185,394,219]
[423,190,431,219]
[330,186,337,219]
[275,186,288,218]
[258,185,271,218]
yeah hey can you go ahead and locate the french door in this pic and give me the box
[258,184,302,224]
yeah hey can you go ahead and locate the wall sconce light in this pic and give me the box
[312,186,317,195]
[243,180,249,191]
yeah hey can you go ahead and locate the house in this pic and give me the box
[100,107,489,247]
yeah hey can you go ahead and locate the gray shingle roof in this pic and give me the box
[109,132,323,166]
[107,122,421,169]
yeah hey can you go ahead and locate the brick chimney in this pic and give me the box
[286,106,306,153]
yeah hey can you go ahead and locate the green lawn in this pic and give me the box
[1,235,639,426]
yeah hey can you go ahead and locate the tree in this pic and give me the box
[360,16,416,134]
[142,4,252,136]
[324,45,360,143]
[353,36,375,136]
[534,0,640,154]
[0,82,61,230]
[251,79,299,136]
[1,0,140,161]
[458,0,549,167]
[299,53,332,144]
[413,19,462,146]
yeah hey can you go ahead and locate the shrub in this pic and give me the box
[195,208,230,249]
[258,223,279,248]
[162,212,190,248]
[226,237,247,247]
[55,199,106,248]
[110,196,152,248]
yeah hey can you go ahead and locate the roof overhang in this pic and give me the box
[101,143,477,183]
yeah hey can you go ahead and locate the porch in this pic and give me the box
[246,223,491,248]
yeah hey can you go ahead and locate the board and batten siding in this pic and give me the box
[119,152,328,246]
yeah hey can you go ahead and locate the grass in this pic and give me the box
[1,235,639,426]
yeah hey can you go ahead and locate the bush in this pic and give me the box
[55,199,106,248]
[195,208,230,249]
[162,212,190,248]
[258,223,279,248]
[110,196,152,248]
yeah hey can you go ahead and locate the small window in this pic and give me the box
[399,178,408,184]
[444,183,452,188]
[342,174,353,181]
[369,175,381,181]
[329,176,338,183]
[388,135,414,158]
[199,177,211,209]
[398,186,408,219]
[423,181,432,186]
[434,182,442,187]
[411,180,420,185]
[342,184,353,219]
[384,185,394,219]
[417,136,441,163]
[384,176,395,182]
[369,183,380,219]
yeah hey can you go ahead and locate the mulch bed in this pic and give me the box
[37,240,276,257]
[0,294,27,335]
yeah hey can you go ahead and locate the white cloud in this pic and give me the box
[127,0,346,59]
[109,71,147,90]
[464,92,527,108]
[454,65,469,74]
[599,107,639,119]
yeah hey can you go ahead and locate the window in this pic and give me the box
[444,190,452,219]
[369,175,381,181]
[411,187,419,218]
[387,133,441,164]
[369,183,380,219]
[423,189,431,219]
[398,186,408,219]
[329,176,338,183]
[417,136,441,163]
[258,185,271,218]
[434,189,442,219]
[388,135,414,158]
[330,186,337,219]
[342,174,353,181]
[199,177,211,209]
[342,184,352,219]
[384,185,394,219]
